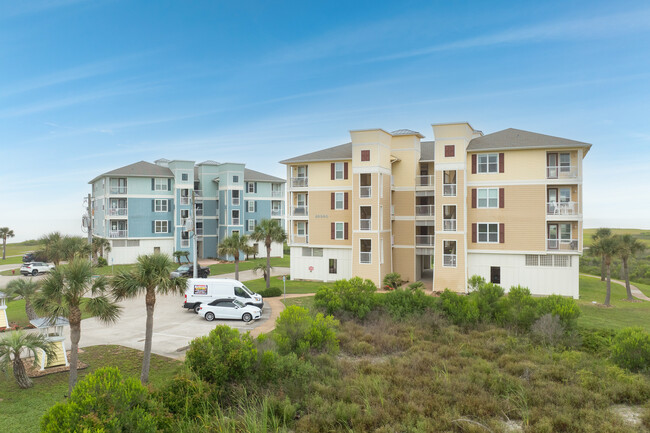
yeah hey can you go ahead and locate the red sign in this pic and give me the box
[309,266,314,272]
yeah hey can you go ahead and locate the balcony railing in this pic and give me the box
[271,209,284,217]
[360,252,371,264]
[416,235,434,247]
[196,227,203,236]
[360,219,371,230]
[271,190,283,197]
[292,206,308,217]
[107,208,127,216]
[547,239,579,251]
[443,254,457,267]
[291,177,308,188]
[110,187,127,194]
[232,198,240,206]
[443,184,457,196]
[546,201,578,216]
[181,239,190,248]
[415,205,434,217]
[195,208,203,217]
[232,218,240,225]
[109,230,127,238]
[416,175,434,187]
[360,186,372,198]
[292,234,309,244]
[547,166,578,179]
[443,219,457,231]
[180,197,190,205]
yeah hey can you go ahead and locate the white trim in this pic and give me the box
[154,199,168,212]
[476,188,499,208]
[393,245,416,249]
[351,166,392,175]
[391,186,416,192]
[334,221,345,240]
[435,162,466,171]
[467,249,581,255]
[476,153,500,174]
[476,222,500,243]
[334,192,344,210]
[392,216,415,221]
[154,220,169,233]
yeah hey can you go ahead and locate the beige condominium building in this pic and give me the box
[280,122,590,298]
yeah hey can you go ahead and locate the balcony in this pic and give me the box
[196,227,203,236]
[195,208,203,217]
[547,239,579,251]
[181,239,190,248]
[415,205,434,217]
[360,252,371,264]
[416,235,434,247]
[292,234,309,244]
[271,190,283,198]
[232,218,240,225]
[360,186,372,198]
[547,166,578,179]
[291,177,308,188]
[416,175,434,188]
[109,230,127,238]
[443,184,457,197]
[110,187,127,194]
[443,254,457,267]
[194,190,203,199]
[107,208,127,217]
[291,206,308,217]
[443,219,457,231]
[271,209,284,217]
[360,219,371,231]
[546,201,578,216]
[180,197,190,205]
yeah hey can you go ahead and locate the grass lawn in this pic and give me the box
[245,277,331,294]
[208,256,290,275]
[578,275,650,332]
[282,296,315,310]
[0,255,25,265]
[0,345,181,433]
[5,299,95,328]
[583,228,650,248]
[2,242,42,257]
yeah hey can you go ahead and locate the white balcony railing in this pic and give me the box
[416,175,434,187]
[107,208,127,216]
[109,230,127,238]
[196,227,203,236]
[360,186,372,198]
[180,197,190,205]
[416,235,434,246]
[195,208,203,217]
[547,238,579,251]
[443,184,457,196]
[110,187,127,194]
[547,166,578,179]
[291,177,308,188]
[232,218,240,225]
[546,201,578,216]
[360,252,371,264]
[271,209,284,217]
[181,239,190,248]
[415,205,434,217]
[443,254,457,267]
[443,219,457,231]
[360,219,371,230]
[232,198,240,206]
[271,190,283,197]
[292,206,308,217]
[193,190,203,199]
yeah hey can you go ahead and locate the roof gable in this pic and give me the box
[244,168,285,183]
[467,128,591,152]
[279,142,352,164]
[89,161,174,184]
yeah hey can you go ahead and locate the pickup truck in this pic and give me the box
[170,264,210,279]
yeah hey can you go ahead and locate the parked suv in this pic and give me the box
[170,264,210,279]
[22,253,35,263]
[20,262,55,276]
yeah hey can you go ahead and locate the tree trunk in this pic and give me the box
[605,264,612,306]
[141,287,156,384]
[235,258,239,281]
[600,256,606,281]
[24,299,38,321]
[624,257,634,301]
[266,243,271,289]
[68,312,82,395]
[13,357,32,389]
[2,238,6,260]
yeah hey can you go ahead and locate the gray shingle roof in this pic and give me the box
[420,141,435,161]
[467,128,592,152]
[391,129,424,137]
[279,142,352,164]
[30,317,69,328]
[89,161,174,184]
[198,160,219,165]
[244,168,285,183]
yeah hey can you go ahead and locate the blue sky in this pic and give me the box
[1,0,650,242]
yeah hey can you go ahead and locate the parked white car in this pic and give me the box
[20,262,55,276]
[197,298,262,323]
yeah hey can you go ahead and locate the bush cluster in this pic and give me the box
[273,305,339,356]
[314,277,377,319]
[378,287,437,319]
[611,327,650,372]
[96,256,108,267]
[258,286,282,297]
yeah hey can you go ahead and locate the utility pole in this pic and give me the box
[192,190,198,278]
[87,193,93,262]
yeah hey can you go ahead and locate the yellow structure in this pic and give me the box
[0,291,8,328]
[30,317,69,370]
[280,123,590,298]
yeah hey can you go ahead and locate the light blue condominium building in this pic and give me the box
[89,159,285,265]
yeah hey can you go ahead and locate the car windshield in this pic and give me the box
[233,299,245,308]
[177,266,190,272]
[241,285,254,296]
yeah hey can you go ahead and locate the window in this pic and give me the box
[361,150,370,161]
[477,188,499,208]
[443,205,456,231]
[525,255,539,266]
[554,255,570,267]
[444,145,455,157]
[559,153,571,172]
[329,259,337,274]
[154,199,168,212]
[233,175,239,183]
[232,210,240,225]
[559,188,571,203]
[443,171,457,196]
[247,200,255,212]
[181,173,189,182]
[490,266,501,284]
[560,223,572,241]
[443,241,456,267]
[247,219,255,231]
[232,190,240,206]
[302,247,323,257]
[540,255,553,266]
[247,182,255,193]
[335,222,344,240]
[297,222,306,236]
[334,192,344,210]
[334,162,344,180]
[155,220,168,233]
[360,173,371,198]
[478,223,499,243]
[478,153,499,173]
[360,239,371,263]
[360,206,371,230]
[127,240,140,247]
[154,178,168,191]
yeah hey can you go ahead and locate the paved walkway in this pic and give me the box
[580,273,650,301]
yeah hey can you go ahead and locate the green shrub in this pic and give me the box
[258,350,316,385]
[273,305,339,356]
[537,295,580,329]
[382,272,405,290]
[580,329,616,355]
[379,288,437,319]
[259,287,282,297]
[96,257,108,267]
[314,277,377,319]
[407,281,425,291]
[611,327,650,372]
[41,367,160,433]
[439,289,479,325]
[157,370,216,418]
[472,282,505,322]
[500,285,539,330]
[186,325,257,386]
[531,314,565,346]
[467,274,486,292]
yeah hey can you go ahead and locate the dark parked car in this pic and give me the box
[22,253,35,263]
[171,264,210,279]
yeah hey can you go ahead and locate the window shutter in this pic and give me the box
[168,179,171,190]
[331,163,335,180]
[169,221,172,233]
[499,153,504,173]
[254,182,257,193]
[344,192,348,210]
[471,189,477,208]
[499,223,505,243]
[152,200,155,212]
[472,223,477,243]
[445,145,455,157]
[472,154,477,174]
[254,201,257,212]
[361,150,370,161]
[151,178,155,190]
[344,162,348,179]
[331,193,335,209]
[152,221,155,233]
[331,223,335,239]
[168,199,171,211]
[499,188,505,208]
[344,223,349,240]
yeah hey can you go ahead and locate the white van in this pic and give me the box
[183,278,264,313]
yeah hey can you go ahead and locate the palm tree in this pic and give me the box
[34,258,121,395]
[590,235,621,306]
[217,233,249,281]
[0,331,56,389]
[6,278,41,320]
[591,228,612,281]
[0,227,15,260]
[250,219,287,289]
[173,250,190,264]
[111,254,185,384]
[618,234,646,301]
[242,244,257,261]
[92,237,112,260]
[253,262,273,282]
[38,232,64,266]
[61,236,92,261]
